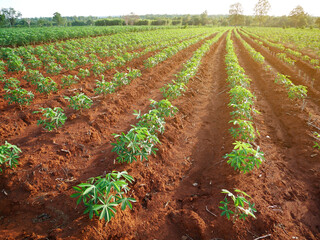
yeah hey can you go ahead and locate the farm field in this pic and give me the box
[0,26,320,240]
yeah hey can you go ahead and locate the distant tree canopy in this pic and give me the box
[229,2,244,26]
[123,12,139,25]
[95,18,125,26]
[1,7,22,27]
[53,12,64,26]
[316,17,320,28]
[254,0,271,26]
[289,5,308,28]
[0,6,318,28]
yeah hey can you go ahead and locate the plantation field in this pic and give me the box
[0,26,320,239]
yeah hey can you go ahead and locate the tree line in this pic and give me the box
[229,0,318,28]
[1,0,320,29]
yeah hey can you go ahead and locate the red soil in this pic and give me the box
[0,32,319,240]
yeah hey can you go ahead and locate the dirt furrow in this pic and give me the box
[240,30,320,81]
[233,33,320,240]
[0,34,221,239]
[127,33,237,240]
[239,31,320,106]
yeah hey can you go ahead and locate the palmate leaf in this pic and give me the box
[219,204,234,220]
[82,184,96,196]
[119,197,137,210]
[96,197,118,222]
[234,189,251,198]
[85,203,99,219]
[71,170,136,222]
[234,195,247,207]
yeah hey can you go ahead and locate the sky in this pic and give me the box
[0,0,319,18]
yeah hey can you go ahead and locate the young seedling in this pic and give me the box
[0,141,21,173]
[111,126,159,163]
[61,75,79,88]
[313,132,320,150]
[134,109,166,134]
[7,54,26,72]
[113,71,130,86]
[224,141,264,173]
[0,60,6,79]
[78,68,90,79]
[95,77,116,95]
[71,171,136,222]
[1,77,20,90]
[219,189,256,222]
[45,62,62,75]
[64,93,93,112]
[229,119,258,142]
[23,69,44,84]
[34,107,67,131]
[4,87,34,107]
[160,81,187,99]
[126,68,141,79]
[35,77,58,95]
[91,61,106,76]
[149,99,178,117]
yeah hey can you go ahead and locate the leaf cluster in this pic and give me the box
[4,87,34,107]
[61,75,79,88]
[34,107,67,131]
[0,141,21,173]
[71,171,136,222]
[219,189,256,221]
[275,73,307,100]
[111,99,178,163]
[64,92,93,111]
[224,141,264,173]
[224,31,264,173]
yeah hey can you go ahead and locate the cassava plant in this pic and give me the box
[224,141,264,173]
[78,68,90,79]
[4,87,34,107]
[61,75,79,88]
[0,141,21,173]
[71,171,136,222]
[34,107,67,131]
[111,126,160,163]
[35,77,58,95]
[1,77,20,90]
[95,76,116,95]
[219,189,256,221]
[314,132,320,150]
[64,93,93,112]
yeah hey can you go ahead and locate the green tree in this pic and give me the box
[254,0,271,26]
[182,14,191,25]
[123,12,139,25]
[315,17,320,28]
[1,8,22,26]
[289,5,308,28]
[53,12,64,26]
[229,2,244,26]
[200,10,209,25]
[0,14,5,26]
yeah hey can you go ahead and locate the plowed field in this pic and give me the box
[0,30,319,240]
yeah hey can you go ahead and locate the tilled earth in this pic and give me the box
[0,31,319,240]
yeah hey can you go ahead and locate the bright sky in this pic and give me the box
[1,0,319,18]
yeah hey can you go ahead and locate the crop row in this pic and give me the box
[0,25,177,47]
[0,29,217,109]
[0,28,210,76]
[234,29,308,103]
[219,31,262,221]
[71,29,226,222]
[244,27,320,57]
[0,65,143,174]
[242,29,320,69]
